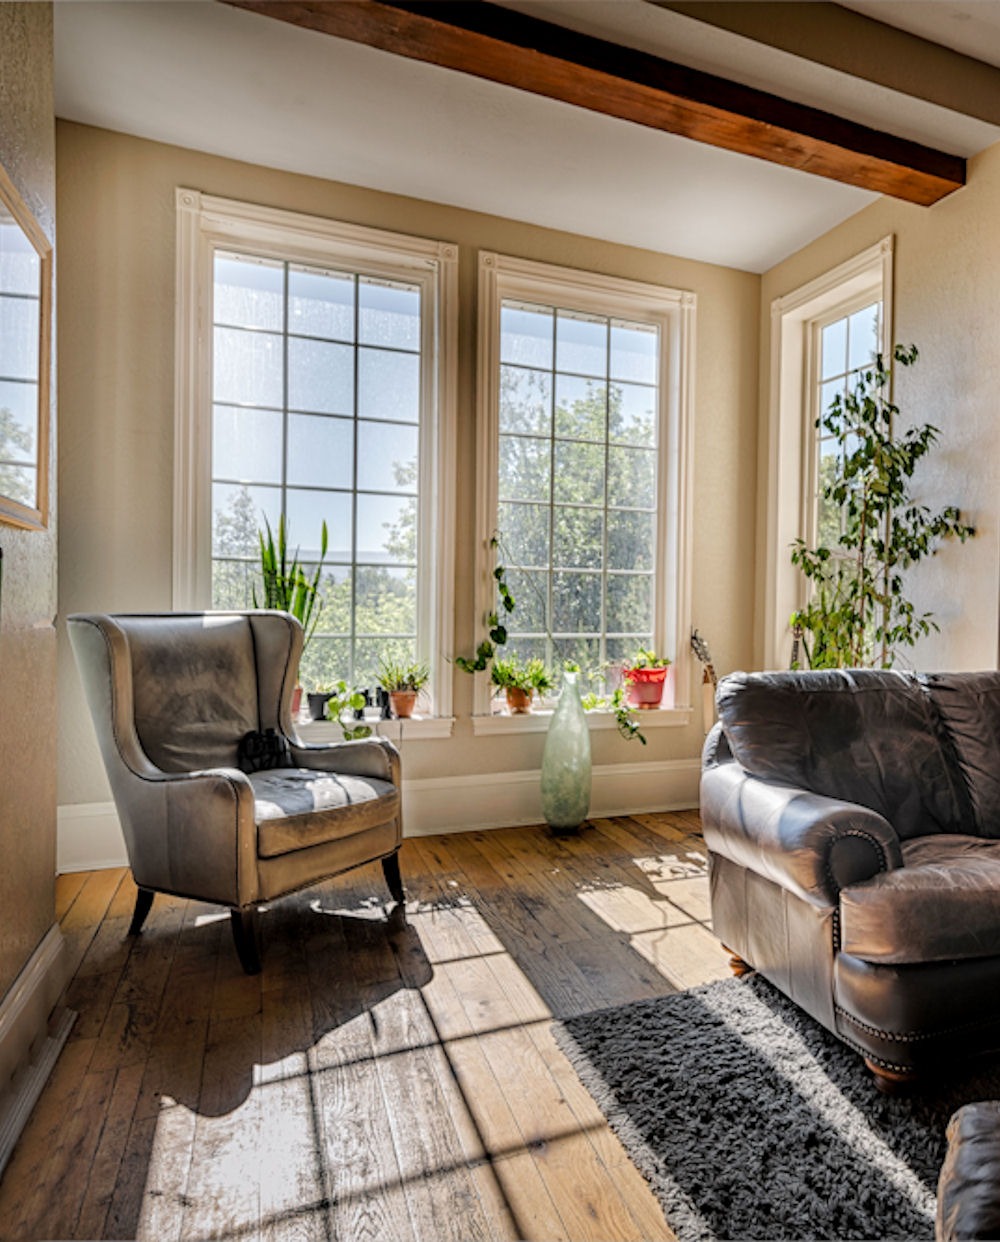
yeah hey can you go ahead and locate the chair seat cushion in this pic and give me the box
[250,768,400,858]
[841,835,1000,964]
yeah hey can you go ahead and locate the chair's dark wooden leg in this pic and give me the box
[722,944,754,977]
[382,851,405,905]
[230,908,262,975]
[128,887,155,936]
[865,1058,918,1095]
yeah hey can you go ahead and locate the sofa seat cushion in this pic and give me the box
[841,835,1000,964]
[250,768,399,858]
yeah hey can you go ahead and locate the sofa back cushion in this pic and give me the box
[922,672,1000,837]
[717,669,974,840]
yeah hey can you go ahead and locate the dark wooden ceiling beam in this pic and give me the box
[222,0,964,206]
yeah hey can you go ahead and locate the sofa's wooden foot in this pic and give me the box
[128,887,155,936]
[230,908,262,975]
[865,1058,918,1095]
[722,945,754,977]
[382,851,405,905]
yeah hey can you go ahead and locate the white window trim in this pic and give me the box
[474,251,696,720]
[173,189,459,718]
[763,236,893,671]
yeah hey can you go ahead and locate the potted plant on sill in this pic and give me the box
[490,655,552,714]
[622,648,673,710]
[323,680,373,740]
[376,657,430,719]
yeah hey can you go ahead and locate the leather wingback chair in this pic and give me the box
[68,611,404,973]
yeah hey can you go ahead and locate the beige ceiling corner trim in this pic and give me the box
[220,0,965,205]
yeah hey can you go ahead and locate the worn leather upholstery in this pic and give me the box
[938,1102,1000,1240]
[702,668,1000,1077]
[68,611,403,952]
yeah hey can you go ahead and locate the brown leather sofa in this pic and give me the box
[937,1102,1000,1240]
[701,669,1000,1090]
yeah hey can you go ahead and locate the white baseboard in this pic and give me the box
[0,924,73,1175]
[57,759,701,869]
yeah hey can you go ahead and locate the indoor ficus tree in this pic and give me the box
[791,344,975,670]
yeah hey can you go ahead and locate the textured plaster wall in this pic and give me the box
[56,121,759,808]
[758,141,1000,672]
[0,5,58,997]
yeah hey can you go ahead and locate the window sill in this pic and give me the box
[470,706,693,735]
[297,716,456,742]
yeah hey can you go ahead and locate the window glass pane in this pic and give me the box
[212,482,280,557]
[0,221,39,296]
[354,637,417,687]
[555,374,606,440]
[554,439,604,506]
[356,493,416,564]
[552,637,602,685]
[213,405,283,484]
[289,267,354,341]
[556,311,607,378]
[848,302,880,371]
[498,502,549,568]
[502,568,548,634]
[285,488,352,561]
[287,413,353,490]
[0,379,37,461]
[553,507,603,570]
[299,634,352,690]
[214,255,283,331]
[499,435,550,502]
[355,565,417,635]
[0,463,33,507]
[212,557,260,610]
[288,336,353,415]
[500,365,551,436]
[607,574,653,633]
[501,304,553,369]
[503,636,546,667]
[359,279,420,350]
[553,570,601,633]
[608,509,654,572]
[608,446,655,509]
[606,634,651,662]
[213,326,282,408]
[821,317,847,379]
[358,347,419,423]
[611,383,656,446]
[312,566,352,635]
[357,419,418,493]
[610,321,657,385]
[819,378,843,423]
[0,295,39,381]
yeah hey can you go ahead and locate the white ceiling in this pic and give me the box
[53,0,1000,274]
[841,1,1000,69]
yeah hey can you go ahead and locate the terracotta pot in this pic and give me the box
[389,689,418,719]
[505,687,534,714]
[624,665,670,709]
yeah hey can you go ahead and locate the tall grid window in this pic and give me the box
[0,214,41,509]
[210,251,421,687]
[813,298,881,547]
[496,297,661,685]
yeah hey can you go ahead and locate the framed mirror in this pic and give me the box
[0,161,51,530]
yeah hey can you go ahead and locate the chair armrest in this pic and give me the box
[287,734,400,787]
[938,1102,1000,1241]
[700,762,902,908]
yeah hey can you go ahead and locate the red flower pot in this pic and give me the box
[624,665,670,709]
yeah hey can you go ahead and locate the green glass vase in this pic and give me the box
[540,671,592,834]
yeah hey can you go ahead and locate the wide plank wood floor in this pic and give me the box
[0,810,727,1242]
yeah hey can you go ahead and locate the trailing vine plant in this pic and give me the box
[791,344,975,669]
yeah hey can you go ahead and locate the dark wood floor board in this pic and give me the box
[73,1060,146,1240]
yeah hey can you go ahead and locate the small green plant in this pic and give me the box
[323,679,373,741]
[626,647,671,670]
[254,516,329,649]
[376,657,430,693]
[580,681,647,745]
[791,344,975,669]
[490,656,552,694]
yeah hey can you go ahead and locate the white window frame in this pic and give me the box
[173,189,459,720]
[763,237,893,670]
[473,251,696,723]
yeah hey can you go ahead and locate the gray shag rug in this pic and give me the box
[555,974,1000,1242]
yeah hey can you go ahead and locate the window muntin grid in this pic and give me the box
[497,298,660,685]
[0,216,41,508]
[210,250,422,688]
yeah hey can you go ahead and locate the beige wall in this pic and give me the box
[0,5,58,996]
[56,120,760,809]
[758,141,1000,672]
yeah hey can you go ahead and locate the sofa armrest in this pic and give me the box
[287,734,400,787]
[700,762,903,908]
[938,1102,1000,1241]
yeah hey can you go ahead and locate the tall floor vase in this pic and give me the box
[540,671,592,835]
